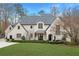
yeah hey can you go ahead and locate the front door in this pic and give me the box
[10,35,12,39]
[48,34,52,41]
[38,33,43,40]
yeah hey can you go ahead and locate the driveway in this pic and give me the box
[0,38,17,48]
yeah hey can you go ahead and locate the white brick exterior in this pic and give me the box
[5,17,69,41]
[46,17,65,41]
[5,23,28,40]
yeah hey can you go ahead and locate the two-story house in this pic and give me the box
[5,14,67,41]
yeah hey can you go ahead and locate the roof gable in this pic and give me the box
[46,17,63,32]
[5,25,13,34]
[6,23,28,35]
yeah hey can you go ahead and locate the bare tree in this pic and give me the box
[62,7,79,44]
[14,4,27,23]
[62,7,72,17]
[15,4,26,18]
[0,3,26,24]
[50,5,59,17]
[0,3,15,30]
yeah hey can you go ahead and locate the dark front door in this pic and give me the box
[10,35,12,39]
[38,33,43,40]
[48,34,52,41]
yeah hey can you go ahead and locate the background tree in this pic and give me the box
[62,7,72,17]
[0,3,16,31]
[14,4,26,23]
[38,10,45,16]
[15,4,26,17]
[62,6,79,44]
[0,3,26,24]
[50,5,59,17]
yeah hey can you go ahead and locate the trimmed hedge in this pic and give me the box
[12,39,67,44]
[12,40,49,43]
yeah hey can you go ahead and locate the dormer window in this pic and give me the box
[9,27,11,30]
[38,23,43,29]
[18,26,20,29]
[30,25,33,29]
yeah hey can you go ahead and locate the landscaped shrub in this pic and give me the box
[21,36,25,40]
[6,39,9,42]
[11,38,14,41]
[49,40,64,44]
[5,37,9,42]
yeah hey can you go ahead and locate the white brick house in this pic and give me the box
[5,14,68,41]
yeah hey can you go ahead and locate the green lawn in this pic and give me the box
[0,43,79,56]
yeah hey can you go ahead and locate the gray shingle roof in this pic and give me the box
[19,14,56,25]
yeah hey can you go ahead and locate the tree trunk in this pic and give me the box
[71,38,79,45]
[71,37,77,45]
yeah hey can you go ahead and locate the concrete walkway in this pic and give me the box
[0,39,17,48]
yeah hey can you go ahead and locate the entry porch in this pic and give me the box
[34,30,47,41]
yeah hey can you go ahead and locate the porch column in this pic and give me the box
[43,33,47,41]
[34,33,38,40]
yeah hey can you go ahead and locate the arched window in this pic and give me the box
[38,23,43,29]
[18,26,20,29]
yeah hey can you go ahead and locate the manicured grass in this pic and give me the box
[0,43,79,56]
